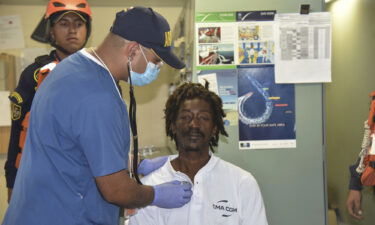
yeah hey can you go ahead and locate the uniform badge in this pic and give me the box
[9,92,23,104]
[11,102,22,120]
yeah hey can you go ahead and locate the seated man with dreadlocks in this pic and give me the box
[129,82,268,225]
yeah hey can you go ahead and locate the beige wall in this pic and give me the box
[0,4,183,148]
[326,0,375,224]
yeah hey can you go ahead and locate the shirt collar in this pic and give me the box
[79,48,107,70]
[166,152,219,179]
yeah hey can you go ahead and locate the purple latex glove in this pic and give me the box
[152,180,193,208]
[138,156,169,176]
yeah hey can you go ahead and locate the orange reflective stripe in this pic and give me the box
[15,152,22,169]
[17,112,30,168]
[368,91,375,132]
[37,69,50,88]
[361,155,375,186]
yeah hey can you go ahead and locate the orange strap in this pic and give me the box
[36,67,52,89]
[15,152,22,169]
[368,91,375,132]
[361,155,375,186]
[16,112,30,168]
[360,91,375,186]
[15,62,56,169]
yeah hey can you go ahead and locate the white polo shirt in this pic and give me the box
[129,154,268,225]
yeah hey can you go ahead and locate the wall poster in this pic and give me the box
[238,66,296,149]
[195,11,296,149]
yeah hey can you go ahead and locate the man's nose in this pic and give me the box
[68,24,78,33]
[189,117,200,128]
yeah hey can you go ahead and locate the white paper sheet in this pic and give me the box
[274,12,331,83]
[0,91,11,126]
[0,15,25,50]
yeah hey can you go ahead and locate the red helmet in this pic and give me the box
[45,0,92,19]
[31,0,92,44]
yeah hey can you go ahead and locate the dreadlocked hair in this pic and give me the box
[164,82,228,152]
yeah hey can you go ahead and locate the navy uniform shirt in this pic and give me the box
[4,51,57,189]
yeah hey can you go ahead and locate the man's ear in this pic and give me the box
[50,29,55,41]
[171,123,177,136]
[126,42,139,60]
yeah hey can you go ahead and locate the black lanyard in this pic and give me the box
[128,66,142,185]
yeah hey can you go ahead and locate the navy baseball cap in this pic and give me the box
[110,7,185,69]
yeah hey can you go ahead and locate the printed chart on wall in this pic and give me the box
[274,12,331,83]
[196,11,296,149]
[238,66,296,149]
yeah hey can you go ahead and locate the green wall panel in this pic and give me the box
[194,1,326,225]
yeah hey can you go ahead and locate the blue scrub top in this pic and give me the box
[2,51,130,225]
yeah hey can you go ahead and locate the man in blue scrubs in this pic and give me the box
[2,7,192,225]
[4,0,92,203]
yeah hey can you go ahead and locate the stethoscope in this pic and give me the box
[91,48,143,184]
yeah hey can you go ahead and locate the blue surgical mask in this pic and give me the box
[128,47,161,86]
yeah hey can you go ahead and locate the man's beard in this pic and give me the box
[177,128,207,152]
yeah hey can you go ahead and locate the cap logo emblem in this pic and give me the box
[164,31,172,47]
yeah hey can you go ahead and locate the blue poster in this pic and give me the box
[198,69,238,110]
[238,65,296,149]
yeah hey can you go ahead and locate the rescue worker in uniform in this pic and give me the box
[346,92,375,220]
[4,0,92,203]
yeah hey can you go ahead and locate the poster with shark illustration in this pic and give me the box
[238,65,296,149]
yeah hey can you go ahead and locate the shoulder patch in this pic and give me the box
[11,102,22,120]
[9,92,23,104]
